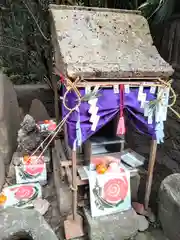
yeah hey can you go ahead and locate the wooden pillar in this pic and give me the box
[144,139,157,210]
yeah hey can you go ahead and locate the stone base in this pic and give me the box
[83,207,138,240]
[159,174,180,240]
[0,207,58,240]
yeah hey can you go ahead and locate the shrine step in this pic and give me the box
[83,207,138,240]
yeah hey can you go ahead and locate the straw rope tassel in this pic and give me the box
[116,84,126,136]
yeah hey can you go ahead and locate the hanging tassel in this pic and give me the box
[116,85,126,136]
[116,116,125,135]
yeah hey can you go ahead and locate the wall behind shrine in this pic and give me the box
[128,15,180,173]
[153,15,180,172]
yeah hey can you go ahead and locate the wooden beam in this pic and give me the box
[77,81,164,88]
[144,140,157,210]
[50,4,141,15]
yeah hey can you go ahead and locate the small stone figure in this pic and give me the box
[20,114,36,133]
[17,114,42,155]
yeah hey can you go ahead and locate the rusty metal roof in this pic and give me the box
[50,5,174,79]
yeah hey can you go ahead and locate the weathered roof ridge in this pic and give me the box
[50,4,141,15]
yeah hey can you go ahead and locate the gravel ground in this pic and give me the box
[43,174,63,239]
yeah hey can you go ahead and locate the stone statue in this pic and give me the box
[17,114,42,155]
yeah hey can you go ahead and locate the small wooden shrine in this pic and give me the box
[50,4,174,238]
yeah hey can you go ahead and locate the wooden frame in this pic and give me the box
[54,79,160,211]
[145,140,157,210]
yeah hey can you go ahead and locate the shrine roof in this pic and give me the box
[50,5,174,79]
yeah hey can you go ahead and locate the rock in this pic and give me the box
[20,114,36,133]
[84,207,138,240]
[17,128,26,140]
[0,73,21,190]
[0,207,58,240]
[29,99,50,122]
[159,173,180,240]
[0,74,20,160]
[137,215,149,232]
[17,114,42,154]
[32,199,50,215]
[18,130,41,154]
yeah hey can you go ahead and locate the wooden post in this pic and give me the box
[144,139,157,210]
[72,148,78,220]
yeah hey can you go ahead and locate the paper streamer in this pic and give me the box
[76,108,82,146]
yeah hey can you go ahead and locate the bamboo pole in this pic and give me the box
[144,139,157,210]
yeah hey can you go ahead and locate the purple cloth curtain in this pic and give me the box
[62,87,156,147]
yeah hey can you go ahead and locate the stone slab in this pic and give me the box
[0,73,21,191]
[0,207,58,240]
[50,5,173,78]
[83,207,138,240]
[159,174,180,240]
[0,73,20,166]
[29,99,50,122]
